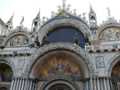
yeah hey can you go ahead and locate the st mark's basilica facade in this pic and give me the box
[0,1,120,90]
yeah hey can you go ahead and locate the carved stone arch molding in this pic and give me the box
[0,58,15,77]
[41,78,79,90]
[38,18,90,44]
[97,23,120,40]
[27,43,93,78]
[107,53,120,77]
[4,30,31,47]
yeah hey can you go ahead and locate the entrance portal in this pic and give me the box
[111,61,120,90]
[43,80,76,90]
[31,50,89,90]
[49,84,72,90]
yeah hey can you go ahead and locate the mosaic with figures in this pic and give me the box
[99,27,120,41]
[6,35,29,47]
[33,53,82,80]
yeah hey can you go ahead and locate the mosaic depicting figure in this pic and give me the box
[99,27,120,41]
[34,53,81,80]
[7,35,29,47]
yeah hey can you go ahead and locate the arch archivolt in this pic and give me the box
[27,43,93,78]
[4,31,31,47]
[41,79,77,90]
[97,23,120,40]
[0,58,15,76]
[107,53,120,77]
[38,18,90,44]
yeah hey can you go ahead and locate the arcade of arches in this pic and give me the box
[0,55,120,90]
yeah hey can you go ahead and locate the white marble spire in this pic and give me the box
[62,0,66,11]
[6,14,14,29]
[20,16,24,26]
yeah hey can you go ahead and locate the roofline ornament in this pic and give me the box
[20,16,24,26]
[107,7,111,18]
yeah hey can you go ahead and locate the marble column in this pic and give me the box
[84,79,90,90]
[87,77,112,90]
[90,76,93,90]
[10,77,37,90]
[99,77,111,90]
[96,77,100,90]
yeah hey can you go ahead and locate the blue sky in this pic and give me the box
[0,0,120,28]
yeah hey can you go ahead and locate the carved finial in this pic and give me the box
[89,4,93,12]
[73,9,77,15]
[62,0,66,10]
[7,14,14,23]
[51,11,56,17]
[36,9,40,20]
[58,5,62,12]
[6,13,14,29]
[66,4,71,11]
[42,17,46,24]
[82,12,86,20]
[33,9,40,26]
[20,16,24,26]
[32,9,41,32]
[107,7,111,17]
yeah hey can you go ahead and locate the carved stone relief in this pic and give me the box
[95,56,105,68]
